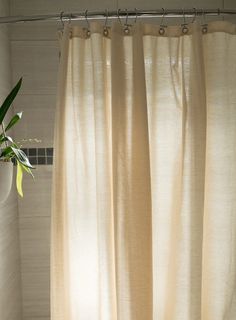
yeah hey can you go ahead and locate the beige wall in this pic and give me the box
[9,0,236,320]
[0,1,23,320]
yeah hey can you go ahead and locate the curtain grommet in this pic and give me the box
[84,28,90,38]
[103,27,109,37]
[124,26,130,35]
[182,24,189,34]
[202,25,208,34]
[159,26,166,35]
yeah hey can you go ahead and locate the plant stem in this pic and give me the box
[1,122,8,148]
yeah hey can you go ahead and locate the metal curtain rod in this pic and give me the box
[0,8,236,24]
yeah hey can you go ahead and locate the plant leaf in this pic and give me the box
[5,112,23,131]
[0,146,14,158]
[0,78,22,124]
[21,163,34,178]
[0,135,14,144]
[11,147,34,169]
[16,160,23,197]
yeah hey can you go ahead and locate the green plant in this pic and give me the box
[0,78,34,197]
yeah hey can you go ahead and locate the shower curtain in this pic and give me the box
[51,21,236,320]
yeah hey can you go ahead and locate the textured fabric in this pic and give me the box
[51,21,236,320]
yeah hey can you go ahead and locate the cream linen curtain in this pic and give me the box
[51,21,236,320]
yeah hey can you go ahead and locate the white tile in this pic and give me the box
[19,217,50,267]
[0,217,20,280]
[1,273,23,320]
[0,1,22,318]
[0,194,22,320]
[11,40,59,95]
[0,26,12,97]
[19,216,50,317]
[13,94,56,147]
[224,0,236,8]
[117,0,223,10]
[223,0,236,22]
[0,0,9,15]
[10,0,117,15]
[21,268,50,318]
[17,166,52,218]
[11,22,59,41]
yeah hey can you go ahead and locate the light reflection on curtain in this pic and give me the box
[51,21,236,320]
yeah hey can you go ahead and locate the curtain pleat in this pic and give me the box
[51,21,236,320]
[201,30,236,320]
[111,23,153,320]
[51,26,71,320]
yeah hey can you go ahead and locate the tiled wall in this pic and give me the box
[9,0,236,320]
[10,16,57,320]
[0,1,22,320]
[17,166,52,320]
[22,148,54,165]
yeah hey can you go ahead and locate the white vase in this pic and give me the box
[0,161,13,204]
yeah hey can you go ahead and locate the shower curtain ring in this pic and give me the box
[191,7,197,24]
[181,8,189,34]
[159,8,167,35]
[134,8,138,24]
[201,9,208,34]
[124,9,130,34]
[117,9,122,25]
[60,11,64,29]
[103,9,109,36]
[160,8,165,25]
[85,10,90,37]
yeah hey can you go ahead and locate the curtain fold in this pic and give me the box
[111,22,153,320]
[51,21,236,320]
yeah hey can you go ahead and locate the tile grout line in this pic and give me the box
[13,147,54,165]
